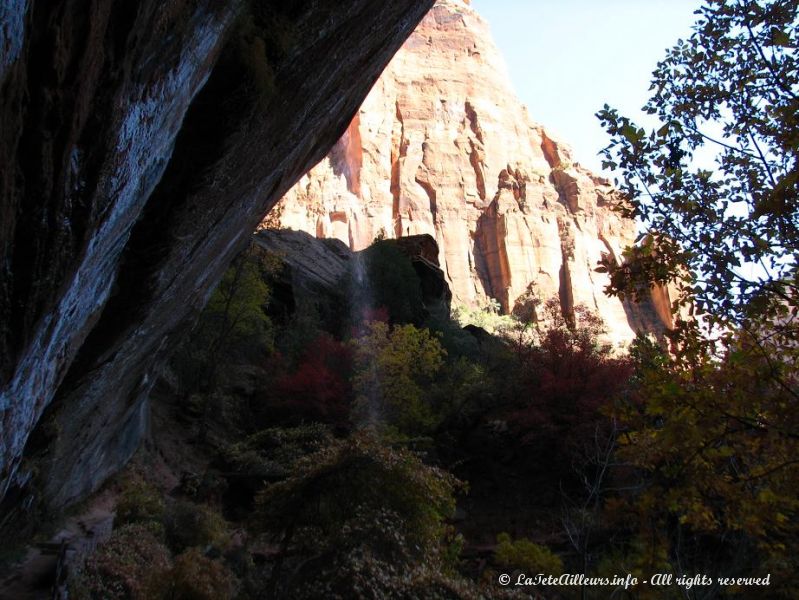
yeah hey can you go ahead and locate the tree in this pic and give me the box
[351,321,446,435]
[173,244,276,393]
[504,301,633,478]
[606,332,799,597]
[596,4,799,589]
[597,0,798,343]
[170,244,276,439]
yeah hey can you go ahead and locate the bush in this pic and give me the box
[146,548,236,600]
[452,303,517,335]
[288,545,484,600]
[178,470,228,503]
[222,424,333,481]
[114,474,165,528]
[494,532,563,575]
[424,311,481,361]
[163,500,229,554]
[433,357,494,430]
[272,334,353,426]
[70,524,171,600]
[256,434,460,555]
[254,433,466,596]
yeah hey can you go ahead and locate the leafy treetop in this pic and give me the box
[597,0,799,340]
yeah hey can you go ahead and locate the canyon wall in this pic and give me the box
[268,0,673,346]
[0,0,434,516]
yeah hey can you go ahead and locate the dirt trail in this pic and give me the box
[0,490,115,600]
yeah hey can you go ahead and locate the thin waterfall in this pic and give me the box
[351,250,372,326]
[350,250,380,429]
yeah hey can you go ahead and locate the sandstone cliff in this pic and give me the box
[267,0,673,346]
[0,0,434,516]
[254,229,451,322]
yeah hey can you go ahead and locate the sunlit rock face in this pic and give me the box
[268,0,674,347]
[0,0,434,515]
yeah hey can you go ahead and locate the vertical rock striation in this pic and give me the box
[268,0,674,346]
[0,0,434,515]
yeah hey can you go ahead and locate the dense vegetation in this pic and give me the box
[66,229,794,598]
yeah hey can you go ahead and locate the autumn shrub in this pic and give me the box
[146,548,236,600]
[494,532,563,575]
[162,500,229,554]
[114,474,165,529]
[254,433,465,597]
[70,524,171,600]
[271,333,353,426]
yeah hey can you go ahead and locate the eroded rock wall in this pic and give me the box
[0,0,434,515]
[268,0,673,347]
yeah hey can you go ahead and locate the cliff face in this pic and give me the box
[254,229,451,321]
[0,0,434,515]
[268,0,673,346]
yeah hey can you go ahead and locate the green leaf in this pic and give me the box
[771,28,791,47]
[621,124,641,144]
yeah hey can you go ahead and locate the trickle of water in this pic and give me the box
[353,251,366,285]
[351,251,372,322]
[350,250,380,429]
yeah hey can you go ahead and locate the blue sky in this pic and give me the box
[471,0,701,173]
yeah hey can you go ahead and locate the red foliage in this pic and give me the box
[506,327,633,458]
[272,334,353,426]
